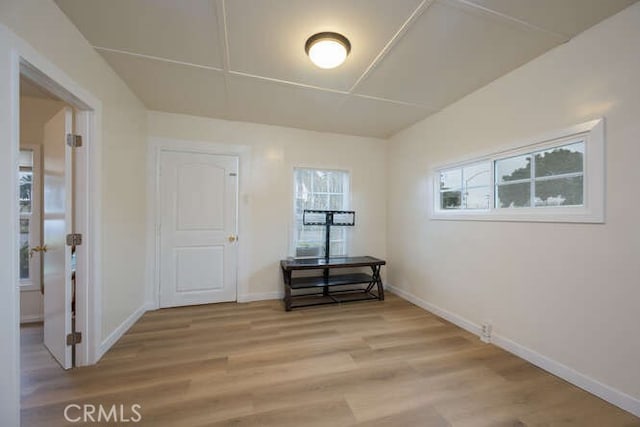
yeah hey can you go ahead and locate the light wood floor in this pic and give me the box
[21,294,640,426]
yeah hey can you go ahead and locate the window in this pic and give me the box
[18,148,41,287]
[439,161,491,210]
[293,168,350,257]
[433,119,604,223]
[495,142,584,208]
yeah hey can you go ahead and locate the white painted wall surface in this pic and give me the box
[387,2,640,408]
[20,96,64,145]
[148,112,388,301]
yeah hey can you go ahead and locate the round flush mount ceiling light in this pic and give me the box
[305,32,351,69]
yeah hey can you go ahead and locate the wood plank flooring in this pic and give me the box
[21,294,640,426]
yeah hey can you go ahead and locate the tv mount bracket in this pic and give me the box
[302,210,356,259]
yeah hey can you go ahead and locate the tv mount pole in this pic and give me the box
[303,210,356,295]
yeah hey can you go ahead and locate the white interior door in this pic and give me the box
[42,107,73,369]
[159,151,239,308]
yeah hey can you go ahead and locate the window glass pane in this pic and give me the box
[295,169,311,199]
[330,241,345,256]
[20,218,30,280]
[535,176,583,206]
[19,170,33,214]
[535,142,584,177]
[465,187,490,209]
[463,162,490,188]
[440,169,462,191]
[328,172,344,193]
[329,194,344,210]
[311,194,329,210]
[496,182,531,208]
[313,170,329,193]
[441,191,462,209]
[496,155,531,183]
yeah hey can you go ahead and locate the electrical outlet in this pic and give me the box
[481,322,492,343]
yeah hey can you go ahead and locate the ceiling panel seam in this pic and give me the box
[219,0,231,71]
[93,45,432,109]
[451,0,571,40]
[93,46,224,72]
[216,0,231,119]
[348,0,436,94]
[227,70,349,95]
[353,93,438,110]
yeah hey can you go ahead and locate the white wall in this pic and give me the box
[19,96,65,324]
[387,2,640,413]
[148,112,388,300]
[0,1,148,422]
[20,95,64,145]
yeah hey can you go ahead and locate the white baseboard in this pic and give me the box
[386,284,481,336]
[96,302,151,361]
[386,284,640,418]
[20,314,43,324]
[237,292,283,303]
[492,334,640,417]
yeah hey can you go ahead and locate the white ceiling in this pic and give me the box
[55,0,637,138]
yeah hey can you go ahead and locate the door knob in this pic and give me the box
[30,245,48,258]
[228,235,237,243]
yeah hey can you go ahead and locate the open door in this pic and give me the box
[42,107,73,369]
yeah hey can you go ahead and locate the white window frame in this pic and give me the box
[432,119,605,223]
[292,167,351,258]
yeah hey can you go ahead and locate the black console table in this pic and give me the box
[280,256,386,311]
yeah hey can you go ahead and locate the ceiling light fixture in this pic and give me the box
[305,32,351,69]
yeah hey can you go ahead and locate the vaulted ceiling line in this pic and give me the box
[453,0,571,40]
[353,93,438,110]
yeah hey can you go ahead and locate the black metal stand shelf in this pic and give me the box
[290,273,374,289]
[280,256,386,311]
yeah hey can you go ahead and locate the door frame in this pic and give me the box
[147,137,251,309]
[10,48,103,369]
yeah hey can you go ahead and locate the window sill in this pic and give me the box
[431,207,604,224]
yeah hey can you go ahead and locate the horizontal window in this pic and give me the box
[432,119,604,223]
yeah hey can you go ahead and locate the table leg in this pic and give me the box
[372,265,384,301]
[323,267,329,297]
[283,268,292,311]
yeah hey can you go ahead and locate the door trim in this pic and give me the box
[11,48,103,370]
[147,138,251,310]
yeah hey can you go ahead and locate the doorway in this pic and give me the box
[18,74,81,371]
